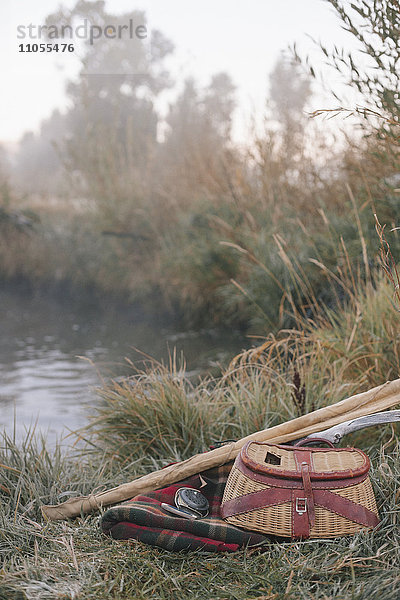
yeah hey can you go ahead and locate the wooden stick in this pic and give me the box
[42,379,400,520]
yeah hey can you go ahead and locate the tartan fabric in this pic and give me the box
[101,462,268,552]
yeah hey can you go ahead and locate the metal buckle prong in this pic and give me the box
[295,497,307,515]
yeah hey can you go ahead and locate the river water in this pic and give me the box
[0,285,247,445]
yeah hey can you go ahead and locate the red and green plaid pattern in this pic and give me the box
[101,463,267,552]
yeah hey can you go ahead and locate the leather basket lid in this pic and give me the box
[241,441,370,481]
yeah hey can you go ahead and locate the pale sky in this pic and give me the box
[0,0,360,145]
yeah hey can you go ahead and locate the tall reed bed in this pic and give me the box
[88,236,400,465]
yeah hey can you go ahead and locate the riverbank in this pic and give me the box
[1,267,399,598]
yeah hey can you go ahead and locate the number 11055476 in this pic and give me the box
[18,43,74,52]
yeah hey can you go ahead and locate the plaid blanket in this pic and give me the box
[101,463,267,552]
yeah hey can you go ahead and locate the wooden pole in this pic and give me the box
[42,378,400,520]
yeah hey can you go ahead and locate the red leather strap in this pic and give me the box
[313,490,380,528]
[301,462,315,528]
[221,487,291,519]
[294,450,315,528]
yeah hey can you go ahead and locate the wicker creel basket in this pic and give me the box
[221,439,379,539]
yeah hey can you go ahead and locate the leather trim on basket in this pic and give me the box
[241,441,370,480]
[294,451,315,528]
[236,454,370,489]
[313,490,380,528]
[221,487,291,518]
[221,487,380,532]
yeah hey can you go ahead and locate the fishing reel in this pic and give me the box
[161,487,209,520]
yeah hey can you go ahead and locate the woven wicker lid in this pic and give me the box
[241,441,370,481]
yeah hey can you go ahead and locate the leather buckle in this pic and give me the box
[295,497,307,515]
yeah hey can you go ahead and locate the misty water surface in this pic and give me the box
[0,285,247,445]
